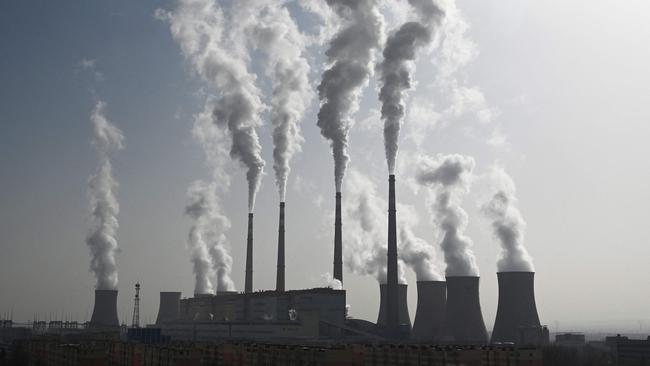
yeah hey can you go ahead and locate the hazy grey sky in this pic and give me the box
[1,0,650,333]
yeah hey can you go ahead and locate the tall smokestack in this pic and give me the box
[276,202,285,292]
[386,174,399,335]
[376,283,411,329]
[491,272,542,344]
[442,276,488,344]
[334,192,343,283]
[156,292,181,325]
[413,281,446,341]
[245,213,254,293]
[89,290,119,328]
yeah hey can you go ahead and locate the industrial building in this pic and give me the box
[78,169,551,346]
[155,288,346,341]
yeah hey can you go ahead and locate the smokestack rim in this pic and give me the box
[93,289,118,294]
[496,271,535,275]
[416,280,446,284]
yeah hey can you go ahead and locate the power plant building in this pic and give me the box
[78,165,545,345]
[156,288,346,340]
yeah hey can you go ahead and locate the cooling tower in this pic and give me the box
[276,202,285,292]
[491,272,541,344]
[333,192,343,283]
[442,276,488,344]
[376,283,411,329]
[412,281,446,341]
[245,213,253,293]
[386,174,399,335]
[89,290,119,328]
[155,292,181,325]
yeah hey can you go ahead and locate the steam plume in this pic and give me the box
[250,4,312,201]
[183,100,236,294]
[317,0,384,191]
[398,206,443,281]
[164,0,265,212]
[481,166,534,272]
[343,169,436,284]
[379,0,443,173]
[416,154,479,276]
[321,272,343,290]
[86,101,124,290]
[185,181,235,294]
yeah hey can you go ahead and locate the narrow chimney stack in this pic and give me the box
[245,213,254,293]
[334,192,343,283]
[276,202,286,292]
[386,174,399,336]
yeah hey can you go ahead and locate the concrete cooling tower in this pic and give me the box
[491,272,542,344]
[376,283,411,329]
[442,276,488,344]
[156,292,181,325]
[89,290,119,328]
[412,281,446,341]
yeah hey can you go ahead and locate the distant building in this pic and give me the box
[606,335,650,365]
[555,333,586,347]
[23,339,544,366]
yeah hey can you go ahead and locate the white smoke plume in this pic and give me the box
[320,272,343,290]
[416,154,479,276]
[379,0,443,173]
[343,169,440,284]
[249,3,312,202]
[185,181,234,294]
[181,97,237,294]
[481,166,534,272]
[163,0,265,212]
[86,101,124,291]
[316,0,384,192]
[398,205,443,281]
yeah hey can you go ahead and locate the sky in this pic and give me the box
[1,0,650,333]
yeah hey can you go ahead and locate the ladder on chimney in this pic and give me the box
[131,282,140,328]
